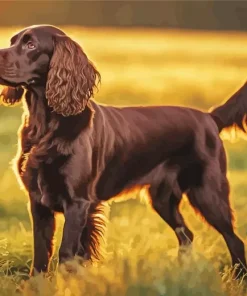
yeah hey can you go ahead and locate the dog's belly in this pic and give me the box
[95,151,171,201]
[95,137,198,201]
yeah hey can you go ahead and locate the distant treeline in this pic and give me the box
[1,1,247,31]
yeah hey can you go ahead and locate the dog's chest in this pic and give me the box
[36,154,70,211]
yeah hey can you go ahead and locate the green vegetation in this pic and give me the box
[0,27,247,295]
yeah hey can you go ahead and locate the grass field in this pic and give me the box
[1,26,247,295]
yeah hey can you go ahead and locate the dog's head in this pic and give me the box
[0,25,100,115]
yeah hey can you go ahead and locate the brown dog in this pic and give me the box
[0,25,246,278]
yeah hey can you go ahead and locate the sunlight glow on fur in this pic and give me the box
[220,116,247,142]
[108,185,151,205]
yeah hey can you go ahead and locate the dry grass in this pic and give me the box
[0,27,247,295]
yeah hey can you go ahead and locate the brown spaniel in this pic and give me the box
[0,25,246,278]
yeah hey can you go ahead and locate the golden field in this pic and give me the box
[0,27,247,295]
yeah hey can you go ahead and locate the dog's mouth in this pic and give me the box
[0,76,21,88]
[0,75,38,88]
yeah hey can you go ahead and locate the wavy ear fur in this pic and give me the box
[46,35,101,117]
[0,86,24,105]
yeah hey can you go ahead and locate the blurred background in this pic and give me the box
[1,1,247,31]
[1,2,247,295]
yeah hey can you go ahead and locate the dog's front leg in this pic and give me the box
[30,199,55,276]
[59,200,90,265]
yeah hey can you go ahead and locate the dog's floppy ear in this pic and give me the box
[0,86,24,105]
[46,34,101,117]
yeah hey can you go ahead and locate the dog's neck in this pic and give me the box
[24,86,50,142]
[24,85,95,143]
[52,101,95,142]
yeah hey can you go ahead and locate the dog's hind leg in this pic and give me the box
[186,154,247,279]
[149,178,194,256]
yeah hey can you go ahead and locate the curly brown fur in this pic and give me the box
[46,35,100,117]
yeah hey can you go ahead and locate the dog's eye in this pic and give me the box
[27,41,35,50]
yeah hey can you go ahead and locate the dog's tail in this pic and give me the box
[210,82,247,135]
